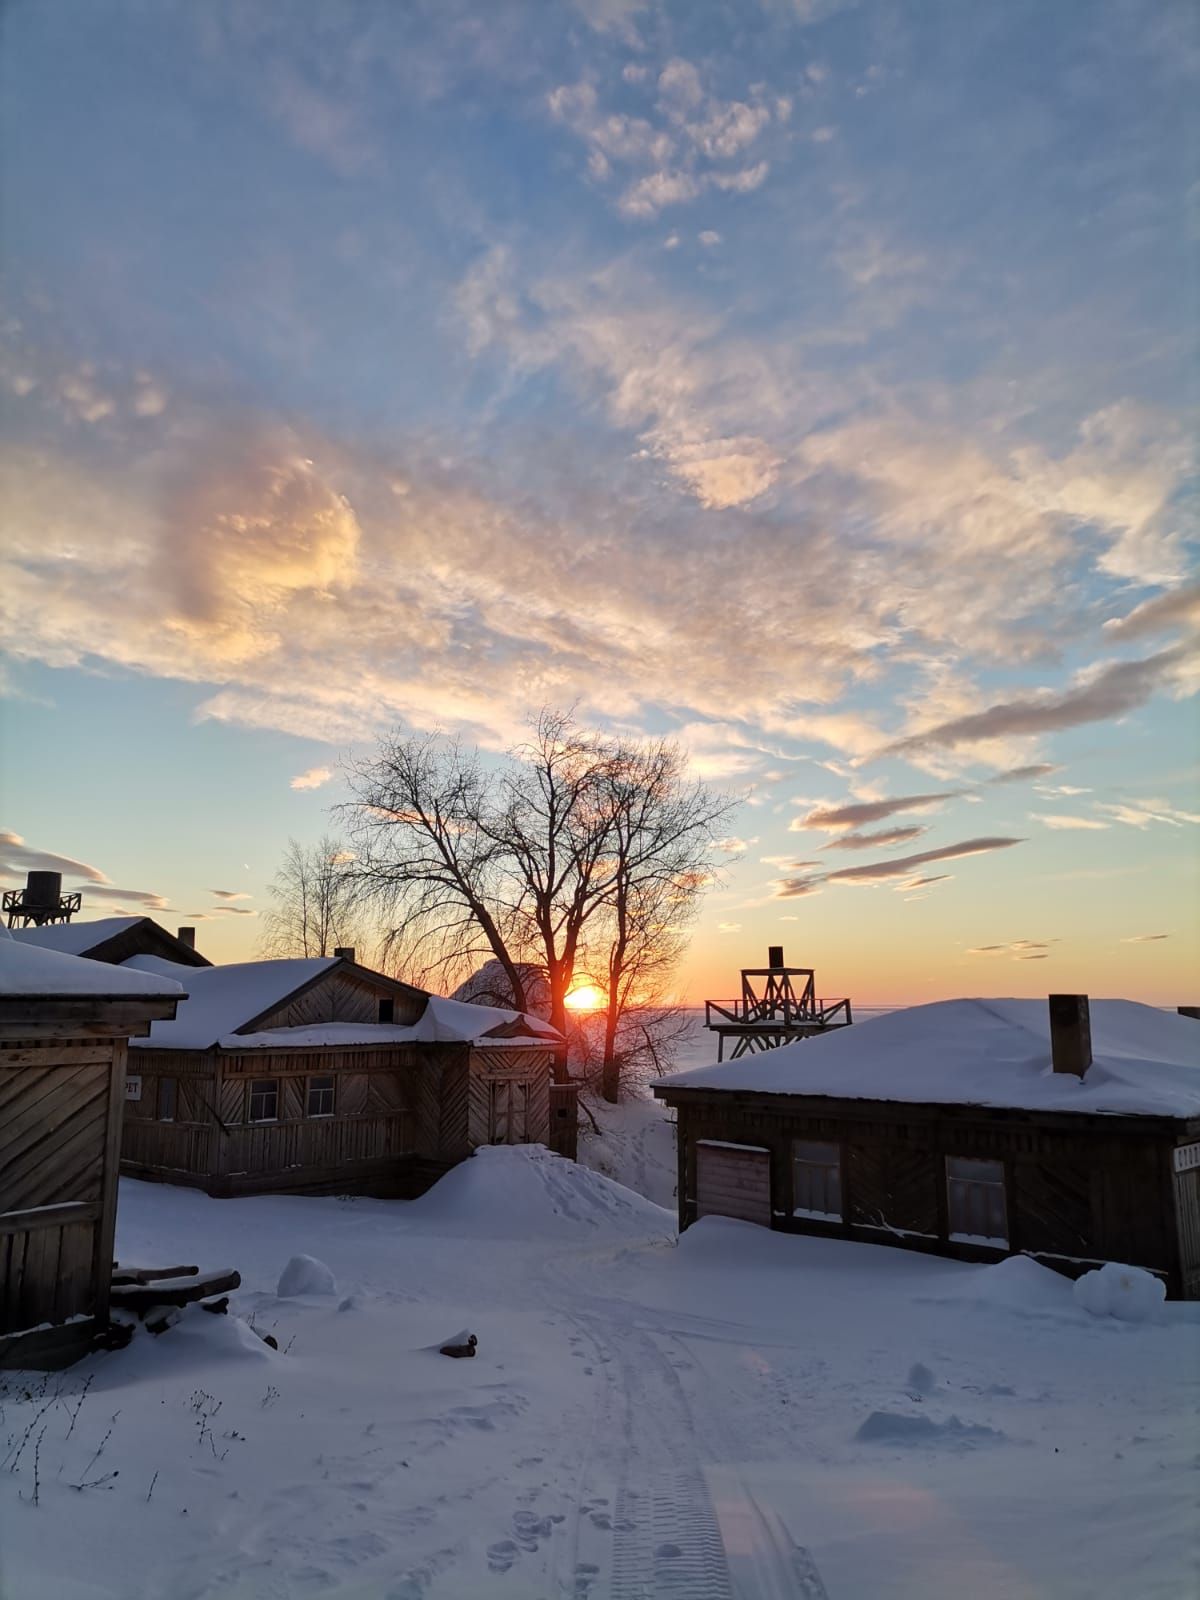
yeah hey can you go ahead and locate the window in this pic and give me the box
[792,1140,842,1219]
[946,1156,1008,1244]
[307,1075,335,1118]
[248,1079,279,1123]
[378,997,394,1024]
[157,1076,177,1122]
[489,1080,529,1145]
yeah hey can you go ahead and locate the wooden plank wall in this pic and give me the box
[250,970,423,1032]
[0,1038,117,1336]
[675,1099,1188,1291]
[463,1048,554,1149]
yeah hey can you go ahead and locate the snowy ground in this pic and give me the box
[2,1146,1197,1600]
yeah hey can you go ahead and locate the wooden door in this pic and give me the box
[696,1141,771,1226]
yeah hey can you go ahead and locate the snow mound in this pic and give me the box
[277,1254,338,1297]
[856,1410,1005,1447]
[922,1252,1075,1314]
[1073,1262,1166,1323]
[407,1144,675,1242]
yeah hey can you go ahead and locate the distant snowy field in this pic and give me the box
[2,1140,1197,1600]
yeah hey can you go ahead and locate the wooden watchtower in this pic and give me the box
[704,946,852,1061]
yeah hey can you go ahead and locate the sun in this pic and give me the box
[565,984,604,1012]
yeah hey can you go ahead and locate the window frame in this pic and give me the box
[377,996,395,1024]
[945,1154,1009,1246]
[247,1078,280,1124]
[791,1138,843,1221]
[306,1074,336,1119]
[157,1075,177,1123]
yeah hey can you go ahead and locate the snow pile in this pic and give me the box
[918,1252,1076,1317]
[276,1254,338,1297]
[408,1143,675,1242]
[1073,1262,1166,1323]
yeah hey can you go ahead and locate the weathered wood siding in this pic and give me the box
[0,1037,123,1346]
[248,968,423,1033]
[696,1143,770,1225]
[669,1094,1196,1295]
[117,1038,560,1199]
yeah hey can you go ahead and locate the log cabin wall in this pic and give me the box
[670,1095,1196,1297]
[1,1036,126,1366]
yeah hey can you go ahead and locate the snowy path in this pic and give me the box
[2,1157,1198,1600]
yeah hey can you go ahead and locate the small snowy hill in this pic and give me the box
[408,1143,675,1241]
[452,958,551,1018]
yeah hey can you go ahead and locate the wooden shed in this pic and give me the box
[116,953,564,1197]
[0,933,183,1368]
[655,995,1200,1298]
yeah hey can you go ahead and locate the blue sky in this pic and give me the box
[1,0,1196,1001]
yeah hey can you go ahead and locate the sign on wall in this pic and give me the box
[125,1075,142,1101]
[1173,1143,1200,1174]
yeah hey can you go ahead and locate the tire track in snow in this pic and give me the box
[540,1253,831,1600]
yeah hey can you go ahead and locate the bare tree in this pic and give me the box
[343,711,735,1090]
[260,836,365,959]
[593,741,733,1101]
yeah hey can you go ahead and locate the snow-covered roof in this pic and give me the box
[122,956,561,1052]
[124,955,336,1049]
[224,996,561,1051]
[654,999,1200,1120]
[411,994,561,1045]
[0,928,185,999]
[11,916,147,956]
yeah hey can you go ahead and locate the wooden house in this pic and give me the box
[0,932,183,1368]
[13,913,211,968]
[654,995,1200,1298]
[117,952,565,1197]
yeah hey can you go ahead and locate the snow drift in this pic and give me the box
[407,1144,675,1242]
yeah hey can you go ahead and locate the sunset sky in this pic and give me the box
[1,0,1196,1005]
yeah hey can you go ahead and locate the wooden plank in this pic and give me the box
[0,1201,100,1233]
[55,1222,96,1323]
[17,1224,62,1330]
[0,997,178,1040]
[94,1041,126,1326]
[696,1145,770,1226]
[0,1043,112,1069]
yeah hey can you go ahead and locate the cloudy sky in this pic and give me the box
[1,0,1196,1003]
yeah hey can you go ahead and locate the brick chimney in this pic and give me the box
[176,927,196,951]
[1177,1006,1200,1021]
[333,946,356,963]
[1049,994,1092,1077]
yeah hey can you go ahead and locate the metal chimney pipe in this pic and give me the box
[176,927,196,950]
[1049,994,1092,1077]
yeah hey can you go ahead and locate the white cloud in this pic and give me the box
[291,765,334,791]
[1030,813,1110,831]
[548,61,782,220]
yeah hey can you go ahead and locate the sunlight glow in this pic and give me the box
[565,984,605,1012]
